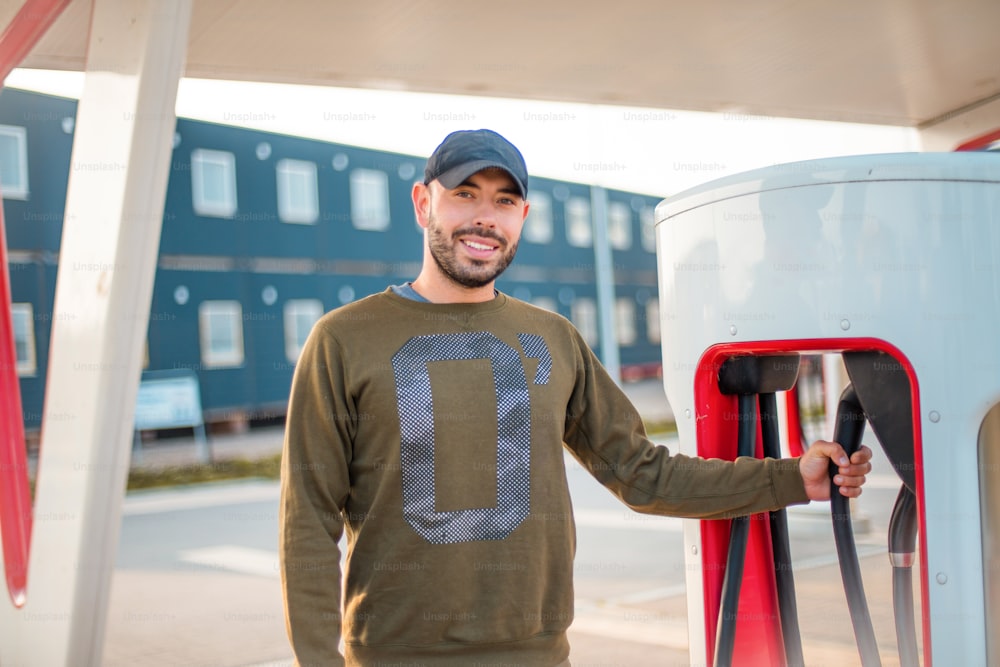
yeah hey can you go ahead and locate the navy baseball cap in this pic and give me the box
[424,129,528,198]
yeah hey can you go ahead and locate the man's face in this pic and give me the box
[421,168,529,289]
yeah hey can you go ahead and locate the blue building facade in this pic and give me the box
[1,87,663,430]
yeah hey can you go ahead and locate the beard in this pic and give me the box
[426,213,519,289]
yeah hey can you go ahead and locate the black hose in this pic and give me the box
[830,385,882,667]
[888,485,919,666]
[713,392,758,667]
[892,569,917,666]
[759,392,804,667]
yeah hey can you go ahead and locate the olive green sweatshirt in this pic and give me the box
[279,288,809,666]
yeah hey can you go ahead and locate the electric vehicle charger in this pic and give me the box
[714,355,802,667]
[713,353,920,666]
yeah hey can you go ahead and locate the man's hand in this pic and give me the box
[799,440,873,501]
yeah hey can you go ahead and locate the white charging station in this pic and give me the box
[655,152,1000,666]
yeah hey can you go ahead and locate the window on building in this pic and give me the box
[0,125,29,200]
[565,197,592,247]
[10,303,36,376]
[276,159,319,224]
[571,298,599,347]
[191,148,237,218]
[284,299,324,363]
[646,298,662,344]
[640,206,657,253]
[616,298,637,346]
[522,191,553,244]
[198,300,244,368]
[608,201,633,250]
[350,168,390,230]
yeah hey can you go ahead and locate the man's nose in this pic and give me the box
[472,201,497,228]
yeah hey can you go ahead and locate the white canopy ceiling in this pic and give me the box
[8,0,999,142]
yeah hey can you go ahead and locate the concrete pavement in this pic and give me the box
[105,482,913,667]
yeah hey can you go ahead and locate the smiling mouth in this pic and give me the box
[462,238,497,252]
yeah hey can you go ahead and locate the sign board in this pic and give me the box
[133,369,209,463]
[134,371,204,431]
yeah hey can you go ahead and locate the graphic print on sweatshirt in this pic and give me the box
[391,331,552,544]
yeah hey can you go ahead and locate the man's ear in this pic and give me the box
[412,182,431,230]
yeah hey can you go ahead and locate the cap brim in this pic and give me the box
[434,160,527,199]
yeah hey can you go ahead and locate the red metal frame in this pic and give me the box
[0,0,73,82]
[784,386,804,457]
[0,203,30,607]
[954,128,1000,152]
[692,338,929,666]
[0,0,75,607]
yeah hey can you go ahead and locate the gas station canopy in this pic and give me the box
[8,0,1000,146]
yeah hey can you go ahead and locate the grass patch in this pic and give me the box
[126,453,282,491]
[123,419,676,492]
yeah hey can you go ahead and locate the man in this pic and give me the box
[279,129,872,666]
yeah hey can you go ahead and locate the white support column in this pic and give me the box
[0,1,191,664]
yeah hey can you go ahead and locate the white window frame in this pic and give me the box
[0,125,29,200]
[571,297,599,347]
[350,168,390,231]
[198,300,245,368]
[565,197,592,247]
[283,299,324,363]
[645,298,662,344]
[191,148,237,218]
[11,303,36,376]
[615,298,637,346]
[608,201,633,250]
[276,159,319,224]
[522,191,553,244]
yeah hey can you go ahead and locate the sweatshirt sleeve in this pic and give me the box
[279,321,352,666]
[563,331,809,519]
